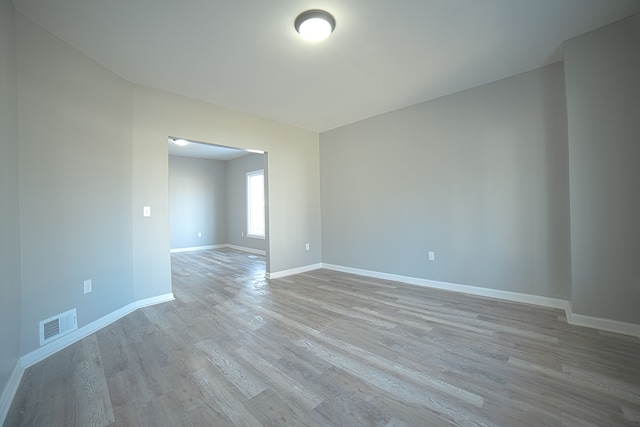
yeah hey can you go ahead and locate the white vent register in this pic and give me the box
[39,308,77,346]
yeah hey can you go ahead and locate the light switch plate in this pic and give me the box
[143,206,151,217]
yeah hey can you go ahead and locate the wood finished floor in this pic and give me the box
[5,248,640,426]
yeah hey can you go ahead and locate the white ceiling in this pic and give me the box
[12,0,640,132]
[168,138,252,161]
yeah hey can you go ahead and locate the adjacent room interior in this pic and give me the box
[168,138,268,258]
[1,1,639,425]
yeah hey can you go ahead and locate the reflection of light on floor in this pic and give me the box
[251,279,270,295]
[252,315,266,327]
[248,255,258,259]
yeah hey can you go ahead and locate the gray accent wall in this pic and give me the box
[226,153,267,252]
[169,156,228,249]
[16,14,135,354]
[564,14,640,324]
[321,62,572,300]
[0,0,21,396]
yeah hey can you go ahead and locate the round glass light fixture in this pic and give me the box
[172,138,189,146]
[295,10,336,42]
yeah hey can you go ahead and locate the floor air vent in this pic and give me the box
[39,308,77,346]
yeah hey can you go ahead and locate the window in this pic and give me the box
[247,169,265,238]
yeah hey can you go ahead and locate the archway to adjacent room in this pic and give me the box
[167,137,270,276]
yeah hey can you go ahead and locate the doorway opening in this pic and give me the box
[167,137,269,276]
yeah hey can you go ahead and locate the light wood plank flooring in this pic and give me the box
[5,248,640,426]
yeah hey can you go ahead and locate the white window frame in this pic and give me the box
[246,169,265,239]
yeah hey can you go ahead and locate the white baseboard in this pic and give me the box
[322,263,570,311]
[170,245,225,253]
[0,360,24,425]
[321,263,640,338]
[568,311,640,338]
[267,263,323,279]
[20,293,175,369]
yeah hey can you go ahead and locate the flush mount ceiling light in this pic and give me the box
[294,9,336,42]
[172,138,189,146]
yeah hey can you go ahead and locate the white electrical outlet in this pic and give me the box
[428,251,435,261]
[241,231,244,237]
[83,279,92,294]
[197,231,202,237]
[306,243,310,251]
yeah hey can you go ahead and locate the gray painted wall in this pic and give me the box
[131,86,321,276]
[16,14,135,354]
[321,62,572,300]
[12,11,320,356]
[0,0,21,396]
[169,156,228,249]
[226,153,267,252]
[168,153,266,252]
[564,13,640,324]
